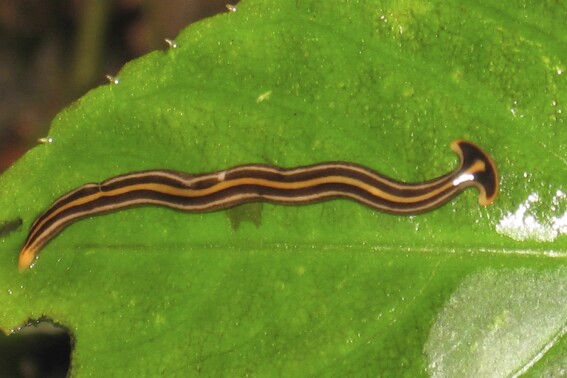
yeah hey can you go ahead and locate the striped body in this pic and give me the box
[18,140,498,271]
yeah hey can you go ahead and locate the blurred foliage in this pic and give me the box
[0,0,230,172]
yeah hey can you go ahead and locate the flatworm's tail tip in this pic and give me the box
[18,250,34,272]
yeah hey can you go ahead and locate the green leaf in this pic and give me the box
[1,0,566,376]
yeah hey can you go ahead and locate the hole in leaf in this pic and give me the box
[0,319,71,378]
[0,218,22,237]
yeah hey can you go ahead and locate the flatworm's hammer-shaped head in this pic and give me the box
[451,139,499,206]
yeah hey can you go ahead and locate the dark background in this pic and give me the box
[0,0,233,173]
